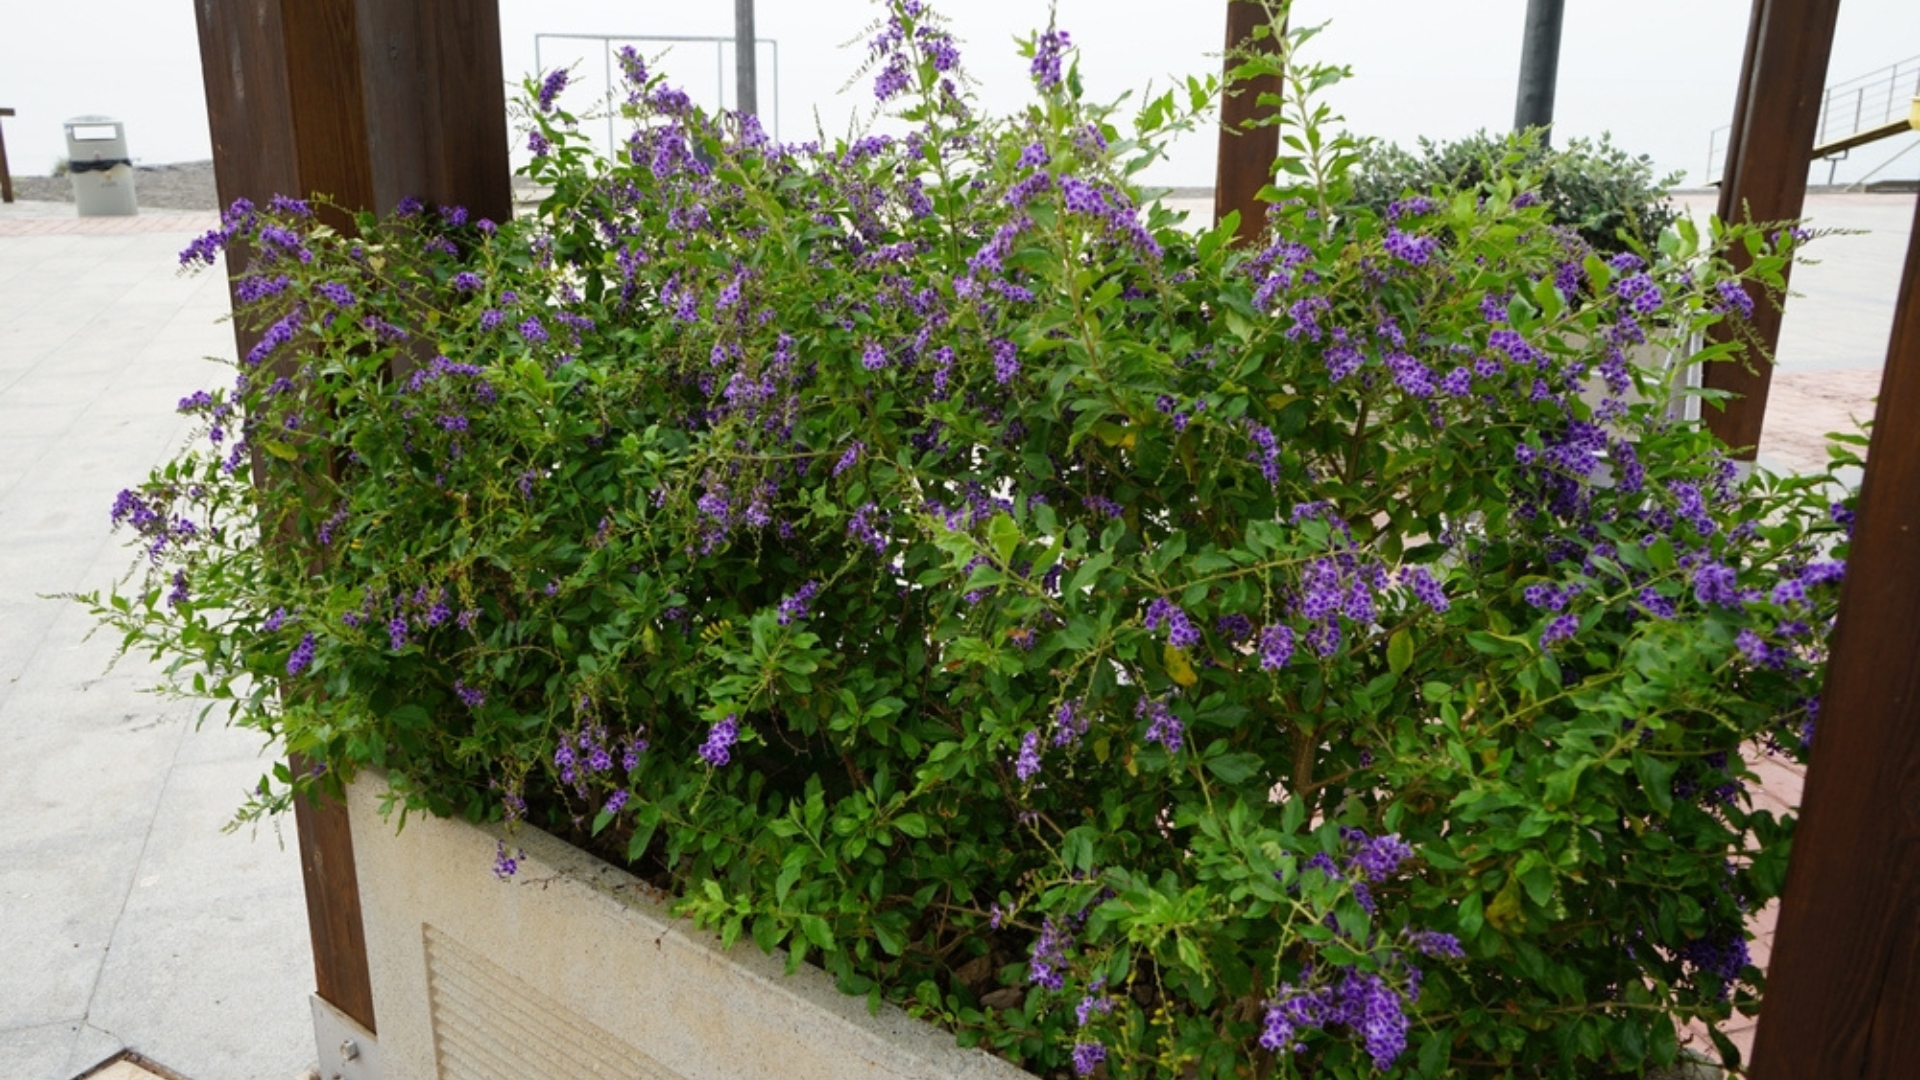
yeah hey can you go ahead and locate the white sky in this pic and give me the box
[2,1,1916,190]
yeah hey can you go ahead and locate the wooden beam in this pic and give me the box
[1213,0,1280,246]
[1,107,16,204]
[1749,183,1920,1080]
[192,0,513,1037]
[1702,0,1844,459]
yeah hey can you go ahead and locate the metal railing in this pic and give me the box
[533,33,781,161]
[1705,53,1920,184]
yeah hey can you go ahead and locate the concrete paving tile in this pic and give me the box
[67,1027,141,1080]
[82,760,313,1080]
[0,1020,86,1080]
[0,841,146,1030]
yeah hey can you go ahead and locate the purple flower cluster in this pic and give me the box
[1070,1042,1105,1076]
[847,503,887,555]
[1402,565,1449,613]
[286,632,317,676]
[1383,227,1439,267]
[1143,597,1201,649]
[537,68,569,112]
[1030,28,1071,89]
[698,713,739,767]
[1052,699,1090,747]
[1014,730,1042,782]
[1028,915,1073,990]
[1136,695,1183,753]
[777,581,820,625]
[1260,969,1410,1070]
[1259,624,1295,670]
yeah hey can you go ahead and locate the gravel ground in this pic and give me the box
[9,159,218,210]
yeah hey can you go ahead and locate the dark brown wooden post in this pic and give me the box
[1749,190,1920,1080]
[0,108,16,204]
[1213,0,1281,245]
[1702,0,1843,459]
[192,0,511,1036]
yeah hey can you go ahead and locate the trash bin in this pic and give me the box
[64,115,137,217]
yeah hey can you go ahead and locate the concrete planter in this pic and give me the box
[344,773,1034,1080]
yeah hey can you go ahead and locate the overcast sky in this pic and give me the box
[3,1,1916,190]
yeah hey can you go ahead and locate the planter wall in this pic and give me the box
[346,773,1035,1080]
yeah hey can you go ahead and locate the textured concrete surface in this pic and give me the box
[0,201,313,1080]
[347,773,1035,1080]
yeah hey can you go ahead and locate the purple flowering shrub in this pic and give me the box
[91,4,1856,1077]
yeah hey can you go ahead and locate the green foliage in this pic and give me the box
[88,4,1849,1078]
[1352,129,1682,256]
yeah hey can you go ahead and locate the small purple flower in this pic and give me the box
[1015,730,1042,782]
[699,714,739,767]
[451,271,483,292]
[388,615,409,651]
[1052,699,1090,747]
[455,680,486,708]
[778,581,821,625]
[1403,565,1450,613]
[1030,28,1071,90]
[603,788,629,816]
[1409,929,1465,958]
[833,441,864,478]
[1542,613,1580,645]
[1071,1042,1106,1076]
[1027,916,1071,990]
[1137,695,1183,754]
[538,68,570,112]
[315,281,355,307]
[1259,624,1295,670]
[991,339,1020,384]
[286,632,317,676]
[1144,597,1202,649]
[519,317,549,345]
[492,840,520,879]
[861,341,888,371]
[1350,831,1415,882]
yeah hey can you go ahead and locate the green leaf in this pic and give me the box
[1387,627,1415,674]
[1206,752,1265,785]
[798,914,835,950]
[987,512,1019,566]
[1633,751,1676,816]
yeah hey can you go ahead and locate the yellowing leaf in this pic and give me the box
[1164,644,1199,688]
[1487,874,1526,933]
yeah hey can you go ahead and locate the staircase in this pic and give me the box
[1705,53,1920,184]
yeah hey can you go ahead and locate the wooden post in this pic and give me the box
[1213,0,1281,246]
[1749,187,1920,1080]
[191,0,512,1036]
[1702,0,1843,459]
[0,108,16,204]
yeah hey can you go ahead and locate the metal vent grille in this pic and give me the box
[424,924,684,1080]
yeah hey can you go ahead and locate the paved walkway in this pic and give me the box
[0,202,312,1080]
[0,190,1908,1080]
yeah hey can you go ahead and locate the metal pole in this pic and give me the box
[1513,0,1567,140]
[735,0,758,118]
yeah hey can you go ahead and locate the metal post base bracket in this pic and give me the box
[311,993,382,1080]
